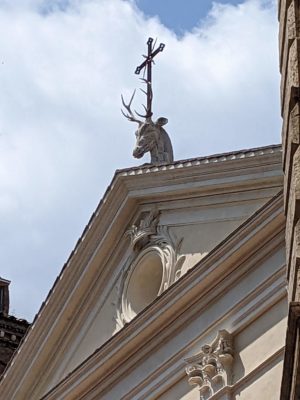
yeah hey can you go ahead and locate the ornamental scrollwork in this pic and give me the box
[126,208,160,251]
[115,208,186,330]
[185,330,234,399]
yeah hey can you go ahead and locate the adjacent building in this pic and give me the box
[0,278,29,378]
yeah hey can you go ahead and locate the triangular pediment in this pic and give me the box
[0,145,284,400]
[40,189,285,400]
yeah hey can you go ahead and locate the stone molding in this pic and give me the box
[185,330,233,399]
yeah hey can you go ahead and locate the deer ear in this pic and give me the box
[155,117,168,126]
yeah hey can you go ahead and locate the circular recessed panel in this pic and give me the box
[124,250,163,320]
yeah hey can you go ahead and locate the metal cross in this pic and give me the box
[135,37,165,118]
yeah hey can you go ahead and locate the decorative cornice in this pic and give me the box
[117,144,282,177]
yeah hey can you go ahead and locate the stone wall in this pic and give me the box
[278,0,300,398]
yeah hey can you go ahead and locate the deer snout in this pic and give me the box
[133,146,144,158]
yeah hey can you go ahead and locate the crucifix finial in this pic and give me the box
[121,37,174,165]
[134,37,165,119]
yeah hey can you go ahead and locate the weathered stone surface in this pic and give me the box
[283,102,299,171]
[296,256,300,301]
[283,103,300,212]
[292,147,300,213]
[280,34,289,95]
[279,0,291,43]
[278,0,300,397]
[287,220,300,301]
[279,0,287,69]
[280,302,300,400]
[287,1,299,40]
[285,147,300,273]
[281,38,300,108]
[289,39,300,86]
[286,186,296,276]
[279,0,299,76]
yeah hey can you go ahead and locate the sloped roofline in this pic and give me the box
[30,143,282,327]
[116,143,281,175]
[2,144,274,330]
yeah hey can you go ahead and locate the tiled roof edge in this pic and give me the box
[116,144,282,176]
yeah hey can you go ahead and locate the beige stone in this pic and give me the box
[287,1,299,41]
[285,146,300,275]
[280,38,300,111]
[282,102,300,179]
[288,220,300,301]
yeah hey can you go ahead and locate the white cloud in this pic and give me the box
[0,0,281,320]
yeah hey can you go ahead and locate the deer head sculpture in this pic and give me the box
[121,86,173,164]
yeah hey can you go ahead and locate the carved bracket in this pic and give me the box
[185,330,234,399]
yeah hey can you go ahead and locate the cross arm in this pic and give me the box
[135,42,165,75]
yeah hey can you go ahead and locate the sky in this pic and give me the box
[136,0,243,34]
[0,0,281,321]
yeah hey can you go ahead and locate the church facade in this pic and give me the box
[0,0,299,399]
[0,146,287,399]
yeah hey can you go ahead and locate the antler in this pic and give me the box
[121,90,142,125]
[135,78,153,120]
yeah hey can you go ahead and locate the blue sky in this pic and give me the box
[136,0,242,34]
[0,0,281,321]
